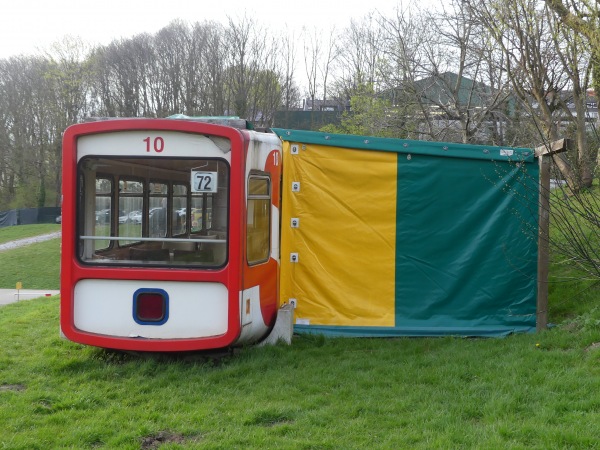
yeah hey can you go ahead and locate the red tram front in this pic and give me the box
[60,118,281,351]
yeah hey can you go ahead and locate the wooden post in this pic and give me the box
[536,155,550,331]
[533,139,570,331]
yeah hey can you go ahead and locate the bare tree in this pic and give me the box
[0,38,94,209]
[152,21,187,116]
[279,31,301,111]
[246,35,284,127]
[199,21,227,115]
[333,14,383,101]
[0,59,19,208]
[471,0,594,191]
[319,27,339,106]
[0,56,42,207]
[548,7,595,188]
[377,3,434,139]
[91,34,154,117]
[544,0,600,100]
[302,27,321,112]
[0,55,63,207]
[181,21,215,115]
[224,15,261,119]
[403,1,513,143]
[45,37,94,204]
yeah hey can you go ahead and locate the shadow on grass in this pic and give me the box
[90,347,235,366]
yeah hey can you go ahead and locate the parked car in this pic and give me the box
[128,210,142,224]
[95,209,110,224]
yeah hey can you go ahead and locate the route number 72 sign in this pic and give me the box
[191,171,218,193]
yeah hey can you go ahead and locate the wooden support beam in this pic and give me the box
[534,138,571,157]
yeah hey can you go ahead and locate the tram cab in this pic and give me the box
[60,118,281,352]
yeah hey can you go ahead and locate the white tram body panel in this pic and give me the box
[74,280,229,339]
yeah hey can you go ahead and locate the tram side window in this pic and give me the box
[246,175,271,265]
[118,178,143,246]
[172,184,187,236]
[94,177,112,251]
[149,181,168,238]
[190,194,212,233]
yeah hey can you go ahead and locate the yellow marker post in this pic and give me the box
[16,282,22,301]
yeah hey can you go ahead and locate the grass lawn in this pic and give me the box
[0,238,60,289]
[0,223,599,448]
[0,224,60,245]
[1,293,600,449]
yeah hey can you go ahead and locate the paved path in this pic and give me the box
[0,231,61,252]
[0,232,61,305]
[0,289,60,306]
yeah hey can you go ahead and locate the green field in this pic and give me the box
[0,224,599,448]
[0,224,60,245]
[0,223,61,292]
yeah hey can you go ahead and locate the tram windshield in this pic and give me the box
[77,157,229,267]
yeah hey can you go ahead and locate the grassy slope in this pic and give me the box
[0,239,60,289]
[0,221,598,448]
[1,297,600,449]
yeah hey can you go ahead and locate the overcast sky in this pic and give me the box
[0,0,409,59]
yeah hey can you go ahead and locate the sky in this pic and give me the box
[0,0,407,59]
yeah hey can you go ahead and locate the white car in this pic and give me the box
[118,209,133,224]
[128,210,142,224]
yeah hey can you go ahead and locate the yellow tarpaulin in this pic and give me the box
[280,141,397,327]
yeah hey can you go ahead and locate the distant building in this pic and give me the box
[275,75,599,136]
[562,90,598,120]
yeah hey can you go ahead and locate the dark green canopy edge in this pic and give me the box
[271,128,535,163]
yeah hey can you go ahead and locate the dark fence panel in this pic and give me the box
[0,210,18,227]
[0,207,61,228]
[273,111,342,131]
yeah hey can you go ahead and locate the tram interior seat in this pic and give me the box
[172,249,197,262]
[162,241,196,252]
[130,248,170,261]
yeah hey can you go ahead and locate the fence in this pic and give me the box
[0,207,61,228]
